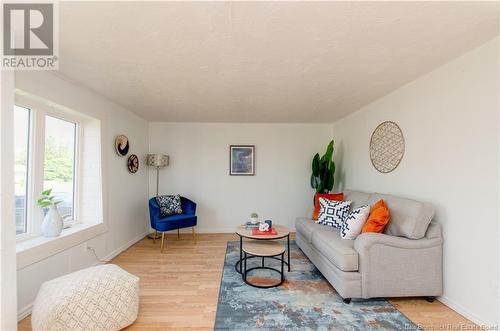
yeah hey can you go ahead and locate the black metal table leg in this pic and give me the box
[287,234,290,272]
[239,236,243,274]
[281,253,284,282]
[243,252,247,281]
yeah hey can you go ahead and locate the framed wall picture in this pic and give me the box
[230,145,255,176]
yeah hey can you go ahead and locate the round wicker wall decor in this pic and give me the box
[369,121,405,173]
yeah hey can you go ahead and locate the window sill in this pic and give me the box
[16,222,107,269]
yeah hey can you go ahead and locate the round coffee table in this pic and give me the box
[235,224,290,275]
[242,240,285,288]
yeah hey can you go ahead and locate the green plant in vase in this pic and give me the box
[37,188,62,208]
[250,212,259,224]
[310,140,335,197]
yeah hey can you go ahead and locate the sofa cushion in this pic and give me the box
[317,198,351,228]
[367,193,434,239]
[156,194,183,216]
[312,192,344,220]
[295,218,325,243]
[341,205,370,239]
[344,190,371,208]
[361,199,390,234]
[311,227,358,271]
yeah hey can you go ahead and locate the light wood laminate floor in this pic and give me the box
[19,233,474,330]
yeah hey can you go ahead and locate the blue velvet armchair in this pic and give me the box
[149,196,197,252]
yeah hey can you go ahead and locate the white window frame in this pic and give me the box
[13,105,33,242]
[15,96,82,243]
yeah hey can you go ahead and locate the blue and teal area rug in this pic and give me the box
[214,241,417,330]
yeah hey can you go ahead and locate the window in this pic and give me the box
[13,99,87,241]
[44,116,77,221]
[14,105,31,235]
[14,95,104,266]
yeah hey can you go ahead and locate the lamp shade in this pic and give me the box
[147,154,169,167]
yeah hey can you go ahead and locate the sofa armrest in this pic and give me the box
[353,231,443,298]
[354,232,442,254]
[425,222,442,240]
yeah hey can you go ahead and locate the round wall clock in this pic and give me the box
[127,154,139,173]
[369,121,405,173]
[115,135,130,156]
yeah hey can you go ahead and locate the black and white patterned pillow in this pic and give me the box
[317,198,352,228]
[156,195,183,217]
[341,205,370,239]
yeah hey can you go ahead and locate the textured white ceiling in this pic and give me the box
[57,1,499,122]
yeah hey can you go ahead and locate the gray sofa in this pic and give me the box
[295,190,443,303]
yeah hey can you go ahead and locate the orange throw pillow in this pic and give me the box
[361,199,390,233]
[312,192,344,220]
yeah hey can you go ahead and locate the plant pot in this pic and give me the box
[41,205,64,237]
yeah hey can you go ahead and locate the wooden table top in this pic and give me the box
[235,224,290,240]
[242,240,285,257]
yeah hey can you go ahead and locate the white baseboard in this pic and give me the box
[17,231,148,321]
[438,295,493,327]
[99,231,149,263]
[17,304,33,322]
[188,227,297,234]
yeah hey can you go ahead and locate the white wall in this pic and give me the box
[332,37,499,326]
[149,123,333,233]
[1,71,18,331]
[14,72,149,318]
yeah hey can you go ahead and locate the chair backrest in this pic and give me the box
[344,190,435,240]
[180,196,196,215]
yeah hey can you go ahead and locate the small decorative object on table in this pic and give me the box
[264,219,272,228]
[37,189,63,237]
[250,212,259,224]
[245,221,260,229]
[258,222,270,232]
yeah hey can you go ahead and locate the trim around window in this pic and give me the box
[14,92,105,268]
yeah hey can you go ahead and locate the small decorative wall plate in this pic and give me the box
[115,135,130,156]
[127,154,139,173]
[369,121,405,173]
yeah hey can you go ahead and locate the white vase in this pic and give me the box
[41,205,64,237]
[250,217,258,224]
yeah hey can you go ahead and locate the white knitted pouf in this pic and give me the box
[31,264,139,331]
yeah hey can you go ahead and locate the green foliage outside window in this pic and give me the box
[44,136,73,182]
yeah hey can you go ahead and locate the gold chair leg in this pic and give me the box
[177,229,180,239]
[192,227,196,244]
[160,232,165,253]
[153,230,157,244]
